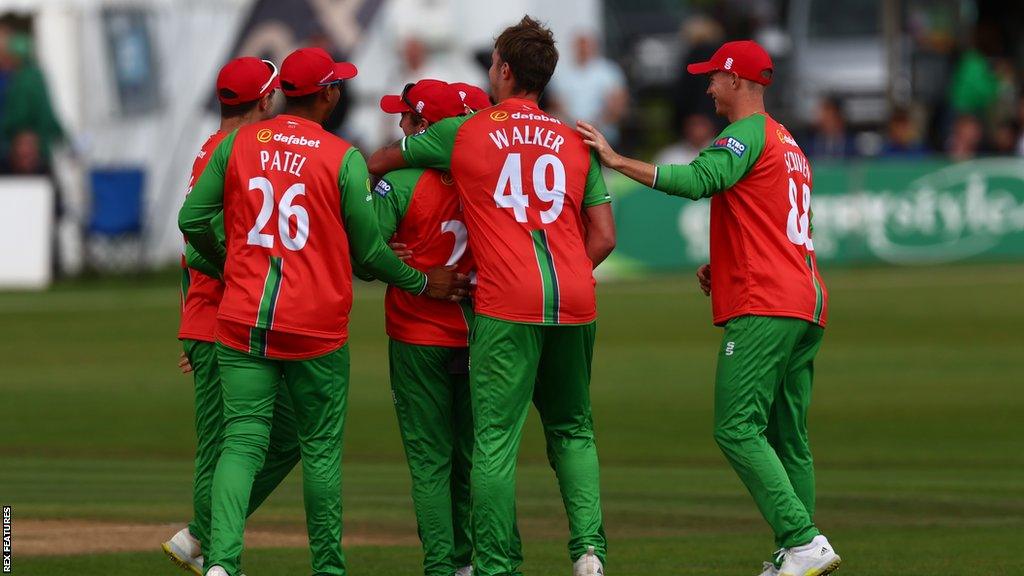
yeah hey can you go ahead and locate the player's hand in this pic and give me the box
[424,265,470,301]
[577,120,623,169]
[696,264,711,297]
[389,242,413,262]
[178,351,193,374]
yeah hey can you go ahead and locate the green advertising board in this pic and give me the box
[603,158,1024,276]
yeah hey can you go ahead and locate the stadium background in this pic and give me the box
[1,0,1022,574]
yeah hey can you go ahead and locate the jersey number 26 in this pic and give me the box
[246,177,309,251]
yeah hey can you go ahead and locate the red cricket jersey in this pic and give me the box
[709,115,828,326]
[381,169,474,347]
[444,98,600,324]
[216,115,356,358]
[178,131,226,342]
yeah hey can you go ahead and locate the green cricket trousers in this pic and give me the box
[389,339,473,576]
[206,342,349,576]
[182,339,300,551]
[713,315,825,549]
[470,316,606,576]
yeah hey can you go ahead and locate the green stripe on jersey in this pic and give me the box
[180,267,191,306]
[806,255,824,324]
[530,230,560,324]
[248,326,267,356]
[255,256,284,330]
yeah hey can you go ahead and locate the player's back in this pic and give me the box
[179,131,227,342]
[378,167,475,346]
[709,113,828,327]
[450,98,597,325]
[219,114,355,341]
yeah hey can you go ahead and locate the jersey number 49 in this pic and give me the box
[493,153,566,224]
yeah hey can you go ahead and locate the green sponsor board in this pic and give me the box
[602,158,1024,275]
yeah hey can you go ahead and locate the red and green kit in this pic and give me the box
[653,112,830,550]
[372,167,475,346]
[179,131,226,343]
[177,129,300,557]
[401,98,611,576]
[367,167,476,576]
[180,114,426,576]
[654,113,827,327]
[402,99,610,325]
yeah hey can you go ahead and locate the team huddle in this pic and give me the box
[169,15,841,576]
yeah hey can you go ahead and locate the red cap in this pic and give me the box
[686,40,773,85]
[379,79,466,123]
[450,82,492,111]
[280,47,357,97]
[216,57,279,105]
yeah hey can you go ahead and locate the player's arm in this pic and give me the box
[367,115,465,176]
[353,172,413,281]
[651,118,764,199]
[184,211,225,278]
[339,149,424,293]
[581,151,616,268]
[579,117,765,200]
[577,120,656,187]
[178,131,237,271]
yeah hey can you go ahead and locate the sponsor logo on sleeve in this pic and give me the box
[373,179,392,198]
[777,129,798,146]
[713,136,747,157]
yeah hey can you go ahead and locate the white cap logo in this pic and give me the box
[724,57,734,70]
[416,100,425,113]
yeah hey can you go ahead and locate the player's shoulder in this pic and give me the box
[378,167,427,195]
[244,115,352,153]
[200,130,228,153]
[709,113,768,158]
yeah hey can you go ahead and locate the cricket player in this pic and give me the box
[577,40,841,576]
[368,16,617,576]
[367,78,478,576]
[164,56,301,576]
[179,47,468,576]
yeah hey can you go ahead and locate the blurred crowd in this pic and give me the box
[5,5,1024,178]
[0,19,63,177]
[658,9,1024,164]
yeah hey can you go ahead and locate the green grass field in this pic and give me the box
[2,264,1023,575]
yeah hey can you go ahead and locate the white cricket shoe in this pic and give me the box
[162,528,204,576]
[205,567,229,576]
[778,535,841,576]
[572,545,604,576]
[758,548,785,575]
[455,565,474,576]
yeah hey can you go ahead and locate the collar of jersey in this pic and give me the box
[501,96,540,110]
[275,113,322,127]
